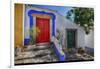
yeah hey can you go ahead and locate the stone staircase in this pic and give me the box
[15,44,58,64]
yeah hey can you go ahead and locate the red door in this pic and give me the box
[36,18,50,43]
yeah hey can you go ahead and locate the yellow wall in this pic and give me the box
[14,4,23,47]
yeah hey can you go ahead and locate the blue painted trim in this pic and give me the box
[85,47,94,56]
[28,10,56,36]
[52,18,55,36]
[30,16,33,28]
[85,47,94,52]
[24,9,56,45]
[51,43,66,61]
[24,39,30,45]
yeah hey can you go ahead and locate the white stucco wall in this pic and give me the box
[55,13,85,48]
[85,30,94,48]
[77,27,85,48]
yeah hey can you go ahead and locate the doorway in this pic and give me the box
[36,17,50,43]
[66,29,77,48]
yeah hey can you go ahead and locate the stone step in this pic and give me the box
[15,54,58,64]
[15,45,58,64]
[15,49,52,60]
[25,45,50,51]
[15,58,50,64]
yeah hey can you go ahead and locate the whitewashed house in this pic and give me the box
[21,5,86,61]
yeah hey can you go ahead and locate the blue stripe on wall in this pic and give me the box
[30,16,33,28]
[24,39,30,45]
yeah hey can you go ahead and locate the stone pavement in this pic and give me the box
[65,48,94,61]
[15,45,94,65]
[15,45,58,64]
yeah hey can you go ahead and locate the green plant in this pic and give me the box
[66,8,94,34]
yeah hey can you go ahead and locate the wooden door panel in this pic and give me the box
[36,18,50,43]
[67,30,76,48]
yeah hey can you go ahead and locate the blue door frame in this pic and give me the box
[24,9,65,61]
[24,10,56,45]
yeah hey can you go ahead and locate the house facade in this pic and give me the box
[15,4,86,61]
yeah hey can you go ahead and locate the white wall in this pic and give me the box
[77,27,85,48]
[85,30,94,48]
[55,13,85,48]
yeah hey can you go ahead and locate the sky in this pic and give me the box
[31,4,73,17]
